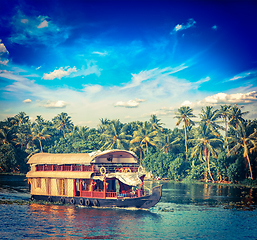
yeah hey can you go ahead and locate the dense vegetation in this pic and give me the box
[0,104,257,184]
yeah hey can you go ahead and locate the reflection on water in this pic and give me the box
[158,181,257,210]
[1,175,257,239]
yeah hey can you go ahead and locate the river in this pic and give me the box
[0,175,256,239]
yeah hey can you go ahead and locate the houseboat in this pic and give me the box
[26,149,162,209]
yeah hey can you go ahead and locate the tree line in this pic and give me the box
[0,104,257,184]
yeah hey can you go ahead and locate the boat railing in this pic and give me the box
[94,165,139,176]
[35,164,96,172]
[35,164,138,174]
[106,189,147,199]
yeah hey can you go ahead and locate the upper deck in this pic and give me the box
[27,150,140,178]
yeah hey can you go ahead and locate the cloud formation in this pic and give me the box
[92,51,108,56]
[9,11,69,46]
[146,106,174,117]
[23,99,31,103]
[44,100,68,108]
[0,41,9,65]
[172,18,196,33]
[114,98,146,108]
[43,62,102,80]
[229,70,257,81]
[43,67,77,80]
[201,91,257,105]
[122,65,188,90]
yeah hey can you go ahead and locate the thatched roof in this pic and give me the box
[27,153,92,165]
[27,150,138,165]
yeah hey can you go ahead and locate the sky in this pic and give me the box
[0,0,257,129]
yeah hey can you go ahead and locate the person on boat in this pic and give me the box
[90,181,96,191]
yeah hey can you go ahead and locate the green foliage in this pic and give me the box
[168,153,189,180]
[0,107,256,183]
[227,155,246,182]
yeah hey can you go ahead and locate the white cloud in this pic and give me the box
[43,67,77,80]
[200,91,257,105]
[0,60,9,65]
[92,51,108,56]
[114,98,146,108]
[0,42,9,54]
[212,25,218,30]
[172,18,196,33]
[181,100,193,106]
[83,84,103,94]
[23,99,31,103]
[0,41,9,65]
[9,12,69,46]
[122,65,188,90]
[37,20,48,29]
[21,19,29,24]
[195,76,210,85]
[73,62,102,78]
[229,70,257,81]
[44,100,68,108]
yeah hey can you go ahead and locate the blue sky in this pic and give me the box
[0,0,257,128]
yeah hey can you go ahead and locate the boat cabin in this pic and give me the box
[26,150,146,203]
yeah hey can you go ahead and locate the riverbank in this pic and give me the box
[146,178,257,189]
[1,172,256,188]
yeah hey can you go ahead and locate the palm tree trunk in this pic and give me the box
[225,118,229,152]
[244,146,253,180]
[205,146,214,182]
[184,122,187,153]
[140,148,143,165]
[39,139,43,153]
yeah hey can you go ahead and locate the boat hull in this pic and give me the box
[30,185,162,209]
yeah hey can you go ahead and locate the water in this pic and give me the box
[0,175,257,240]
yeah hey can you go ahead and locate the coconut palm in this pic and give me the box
[227,104,248,129]
[149,114,163,131]
[97,118,111,134]
[189,122,223,182]
[14,112,29,127]
[52,112,73,139]
[199,106,223,137]
[155,129,181,154]
[0,125,19,146]
[31,124,51,153]
[100,120,131,150]
[174,106,196,153]
[217,105,231,151]
[130,121,157,161]
[227,122,257,180]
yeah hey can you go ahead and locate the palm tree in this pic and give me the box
[189,122,223,182]
[199,106,223,137]
[14,112,29,127]
[155,129,181,154]
[52,112,73,139]
[100,120,131,150]
[227,122,257,180]
[71,126,90,140]
[130,121,157,161]
[31,124,51,153]
[217,105,231,151]
[174,106,196,153]
[227,104,248,129]
[97,118,111,134]
[149,114,163,131]
[0,125,19,146]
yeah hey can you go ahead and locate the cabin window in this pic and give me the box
[36,178,41,188]
[59,179,66,196]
